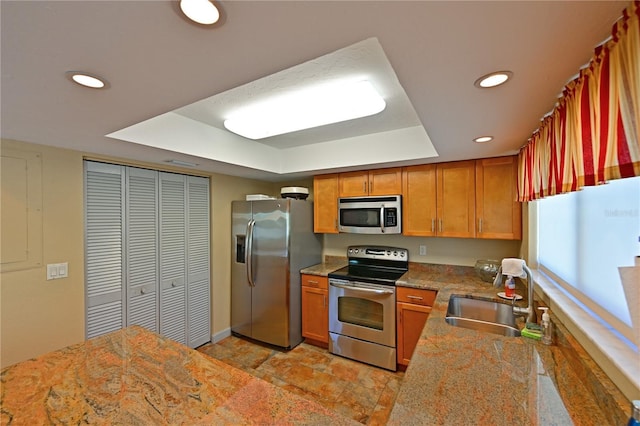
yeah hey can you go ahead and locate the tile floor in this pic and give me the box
[197,336,404,425]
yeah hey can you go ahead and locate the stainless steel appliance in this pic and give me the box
[328,245,409,371]
[231,199,321,349]
[338,195,401,234]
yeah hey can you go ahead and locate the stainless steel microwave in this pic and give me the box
[338,195,402,234]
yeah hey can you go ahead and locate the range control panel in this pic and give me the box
[347,245,408,261]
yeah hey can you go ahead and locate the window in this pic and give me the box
[537,176,639,344]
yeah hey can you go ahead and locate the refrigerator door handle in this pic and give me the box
[246,219,256,287]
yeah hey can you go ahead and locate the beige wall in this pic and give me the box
[1,139,86,367]
[0,139,288,368]
[323,233,521,267]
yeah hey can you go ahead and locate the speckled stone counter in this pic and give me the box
[0,325,356,425]
[300,256,347,276]
[388,263,628,425]
[301,261,628,425]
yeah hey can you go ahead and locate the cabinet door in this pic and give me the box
[436,161,476,238]
[187,176,211,348]
[402,165,437,236]
[397,302,431,366]
[126,167,158,333]
[301,286,328,344]
[85,162,125,339]
[339,171,369,197]
[368,167,402,195]
[313,174,339,233]
[159,172,187,345]
[475,157,522,240]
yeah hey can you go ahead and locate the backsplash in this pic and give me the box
[322,233,521,267]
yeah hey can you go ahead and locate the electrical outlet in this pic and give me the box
[419,245,427,256]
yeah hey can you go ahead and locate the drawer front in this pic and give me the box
[396,287,437,306]
[301,274,328,290]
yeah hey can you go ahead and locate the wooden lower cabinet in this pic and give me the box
[396,287,437,366]
[301,274,329,346]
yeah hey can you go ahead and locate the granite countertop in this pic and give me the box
[304,261,627,425]
[300,256,347,276]
[0,325,357,425]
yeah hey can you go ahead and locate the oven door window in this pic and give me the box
[337,296,384,330]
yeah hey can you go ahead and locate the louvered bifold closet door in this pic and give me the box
[187,176,210,347]
[126,167,159,332]
[159,172,187,345]
[85,162,125,339]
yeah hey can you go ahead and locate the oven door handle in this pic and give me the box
[330,282,394,295]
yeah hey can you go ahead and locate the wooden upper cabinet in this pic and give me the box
[313,174,339,234]
[368,168,402,195]
[402,165,437,236]
[436,160,476,238]
[339,168,402,197]
[475,156,522,240]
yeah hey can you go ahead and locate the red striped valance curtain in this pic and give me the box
[518,0,640,202]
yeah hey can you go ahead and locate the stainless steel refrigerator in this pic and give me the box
[231,199,321,349]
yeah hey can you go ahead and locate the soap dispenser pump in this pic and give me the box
[538,307,552,345]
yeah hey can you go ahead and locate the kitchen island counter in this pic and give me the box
[0,325,357,425]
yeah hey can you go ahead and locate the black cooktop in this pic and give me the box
[328,264,407,285]
[328,245,409,285]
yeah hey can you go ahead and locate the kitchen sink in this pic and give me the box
[445,295,521,337]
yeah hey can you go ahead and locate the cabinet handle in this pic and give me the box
[478,218,483,233]
[369,181,373,193]
[323,295,326,308]
[431,218,435,233]
[438,219,443,233]
[363,181,367,193]
[308,279,319,284]
[407,295,423,300]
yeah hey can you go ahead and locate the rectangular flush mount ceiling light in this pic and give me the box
[223,80,386,140]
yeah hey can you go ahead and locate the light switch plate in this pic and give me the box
[47,264,58,280]
[419,245,427,256]
[46,262,68,280]
[58,262,68,278]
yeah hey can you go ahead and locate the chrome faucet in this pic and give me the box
[493,263,537,324]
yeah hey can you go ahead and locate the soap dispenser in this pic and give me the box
[538,307,553,345]
[629,400,640,426]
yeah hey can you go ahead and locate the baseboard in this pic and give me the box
[211,328,231,343]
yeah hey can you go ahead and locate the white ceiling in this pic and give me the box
[0,0,628,181]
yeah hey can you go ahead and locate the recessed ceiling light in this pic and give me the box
[180,0,220,25]
[474,71,513,88]
[473,136,493,143]
[223,80,386,140]
[65,71,109,89]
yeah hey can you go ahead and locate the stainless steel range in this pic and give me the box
[328,245,409,371]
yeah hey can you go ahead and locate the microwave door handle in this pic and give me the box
[380,205,385,233]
